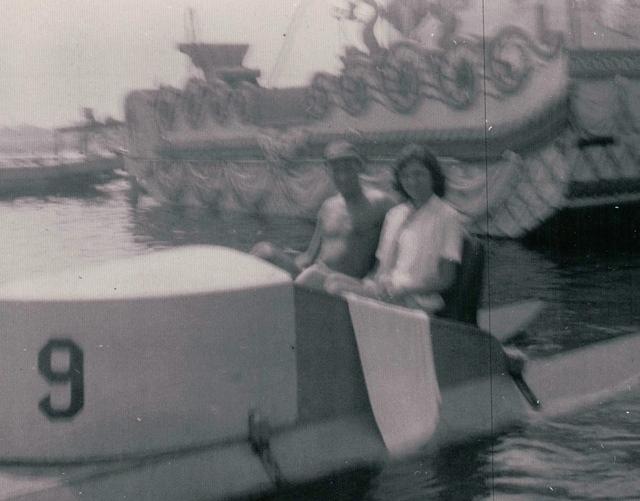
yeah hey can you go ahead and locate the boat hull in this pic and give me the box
[0,156,123,197]
[0,247,529,500]
[123,0,640,240]
[1,246,638,499]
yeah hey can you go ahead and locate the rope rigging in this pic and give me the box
[266,1,314,87]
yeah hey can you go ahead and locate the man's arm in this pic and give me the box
[294,207,324,270]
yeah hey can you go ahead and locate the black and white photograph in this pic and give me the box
[1,0,639,499]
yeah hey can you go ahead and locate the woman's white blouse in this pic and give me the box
[375,196,463,310]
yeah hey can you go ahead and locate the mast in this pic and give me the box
[187,7,197,42]
[185,7,198,76]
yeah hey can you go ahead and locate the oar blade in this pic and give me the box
[523,333,640,416]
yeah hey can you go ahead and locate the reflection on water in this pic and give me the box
[484,241,640,356]
[130,201,315,254]
[0,185,145,283]
[1,179,639,500]
[487,388,640,500]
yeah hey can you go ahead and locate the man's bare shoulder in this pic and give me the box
[318,194,346,217]
[321,194,346,209]
[363,187,398,210]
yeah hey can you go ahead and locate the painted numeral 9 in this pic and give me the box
[38,339,84,420]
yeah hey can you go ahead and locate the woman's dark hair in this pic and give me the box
[393,144,446,199]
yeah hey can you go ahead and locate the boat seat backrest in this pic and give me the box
[440,236,485,325]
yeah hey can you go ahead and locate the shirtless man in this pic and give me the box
[251,140,394,288]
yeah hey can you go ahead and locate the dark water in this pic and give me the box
[1,179,639,500]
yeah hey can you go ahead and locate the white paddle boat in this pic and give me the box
[0,246,638,500]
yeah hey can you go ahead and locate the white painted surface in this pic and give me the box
[346,294,440,457]
[0,247,297,460]
[0,246,291,300]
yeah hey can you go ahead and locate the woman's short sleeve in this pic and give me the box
[439,206,464,264]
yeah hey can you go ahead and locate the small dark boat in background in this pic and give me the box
[0,110,125,197]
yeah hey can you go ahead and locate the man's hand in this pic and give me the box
[293,253,312,271]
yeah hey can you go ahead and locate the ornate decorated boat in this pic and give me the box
[124,0,640,239]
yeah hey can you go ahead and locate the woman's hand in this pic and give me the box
[362,278,381,297]
[324,274,344,295]
[377,275,402,302]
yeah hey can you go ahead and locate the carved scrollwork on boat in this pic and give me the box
[380,43,423,114]
[485,28,535,95]
[257,129,309,168]
[339,62,371,116]
[309,30,557,118]
[153,160,186,204]
[206,78,233,125]
[232,82,260,124]
[304,73,336,119]
[436,44,477,109]
[304,2,565,117]
[153,86,181,132]
[532,3,564,60]
[483,5,563,95]
[181,78,210,129]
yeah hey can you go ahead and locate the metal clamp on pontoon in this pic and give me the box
[504,348,541,410]
[248,410,286,487]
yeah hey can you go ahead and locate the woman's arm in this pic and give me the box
[379,257,457,300]
[382,209,463,299]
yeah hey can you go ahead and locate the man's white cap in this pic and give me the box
[324,140,363,164]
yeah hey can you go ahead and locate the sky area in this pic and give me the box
[0,0,348,127]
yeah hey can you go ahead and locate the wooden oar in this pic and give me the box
[478,299,546,343]
[522,332,640,416]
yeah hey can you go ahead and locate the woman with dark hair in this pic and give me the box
[325,144,464,312]
[392,144,447,199]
